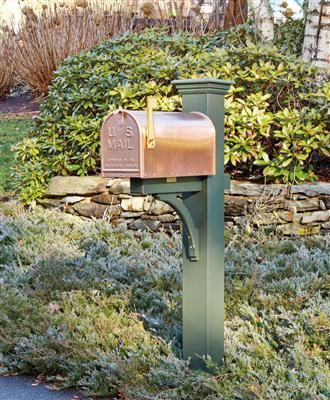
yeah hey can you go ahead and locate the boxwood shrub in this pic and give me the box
[12,28,330,204]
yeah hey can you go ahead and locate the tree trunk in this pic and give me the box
[302,0,330,69]
[209,0,227,29]
[224,0,248,29]
[248,0,274,41]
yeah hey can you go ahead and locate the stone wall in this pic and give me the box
[40,176,330,235]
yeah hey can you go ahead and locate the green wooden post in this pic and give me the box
[172,79,233,368]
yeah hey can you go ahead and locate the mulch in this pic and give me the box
[0,94,40,118]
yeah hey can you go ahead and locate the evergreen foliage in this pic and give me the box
[12,28,330,204]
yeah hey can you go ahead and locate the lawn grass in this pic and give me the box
[0,202,329,399]
[0,117,33,193]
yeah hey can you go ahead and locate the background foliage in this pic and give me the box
[12,28,330,203]
[0,0,225,98]
[0,202,329,398]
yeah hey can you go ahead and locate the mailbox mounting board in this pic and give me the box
[101,110,216,178]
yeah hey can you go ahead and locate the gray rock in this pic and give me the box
[319,200,327,210]
[306,222,321,227]
[276,223,321,236]
[162,222,181,231]
[91,193,120,205]
[144,199,174,215]
[233,216,248,225]
[64,205,78,215]
[124,218,135,224]
[254,210,295,225]
[158,213,176,223]
[225,216,234,222]
[322,197,330,209]
[74,202,121,219]
[225,221,234,228]
[301,210,330,224]
[60,196,85,204]
[321,221,330,229]
[118,194,132,199]
[121,197,145,212]
[141,214,159,220]
[129,219,160,231]
[38,198,62,207]
[121,211,144,218]
[285,194,308,200]
[225,180,287,197]
[107,178,130,194]
[290,183,330,197]
[46,176,108,196]
[284,197,320,212]
[224,195,254,216]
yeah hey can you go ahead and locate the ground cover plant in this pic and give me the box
[0,202,329,399]
[0,117,33,193]
[12,28,330,204]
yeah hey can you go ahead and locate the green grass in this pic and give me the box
[0,117,33,193]
[0,202,329,399]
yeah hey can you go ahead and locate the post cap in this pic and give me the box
[172,78,234,95]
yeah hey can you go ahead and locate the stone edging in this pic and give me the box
[40,176,330,235]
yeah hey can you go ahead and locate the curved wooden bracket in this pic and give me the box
[155,193,199,262]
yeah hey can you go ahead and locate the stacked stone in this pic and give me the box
[41,176,330,235]
[41,176,180,232]
[224,181,330,234]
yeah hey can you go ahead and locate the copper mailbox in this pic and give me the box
[101,109,215,178]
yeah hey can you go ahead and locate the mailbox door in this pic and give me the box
[140,112,216,178]
[101,111,143,178]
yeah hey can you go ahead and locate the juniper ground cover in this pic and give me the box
[0,201,329,399]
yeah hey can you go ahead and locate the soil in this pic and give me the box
[316,163,330,182]
[0,94,40,117]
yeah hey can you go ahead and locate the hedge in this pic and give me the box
[12,28,330,204]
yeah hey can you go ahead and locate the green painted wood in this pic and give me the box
[172,78,233,368]
[130,177,203,195]
[156,193,200,261]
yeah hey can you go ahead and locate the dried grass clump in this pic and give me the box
[1,1,249,97]
[0,27,15,98]
[9,1,134,97]
[141,2,154,17]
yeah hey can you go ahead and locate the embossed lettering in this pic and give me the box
[126,139,133,150]
[107,138,133,150]
[108,126,116,137]
[107,138,116,150]
[126,126,133,137]
[117,139,124,150]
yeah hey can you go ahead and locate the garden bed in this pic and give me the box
[0,94,40,115]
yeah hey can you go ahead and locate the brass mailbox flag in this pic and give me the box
[146,96,157,149]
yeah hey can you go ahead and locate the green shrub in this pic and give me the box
[274,18,305,55]
[12,28,330,203]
